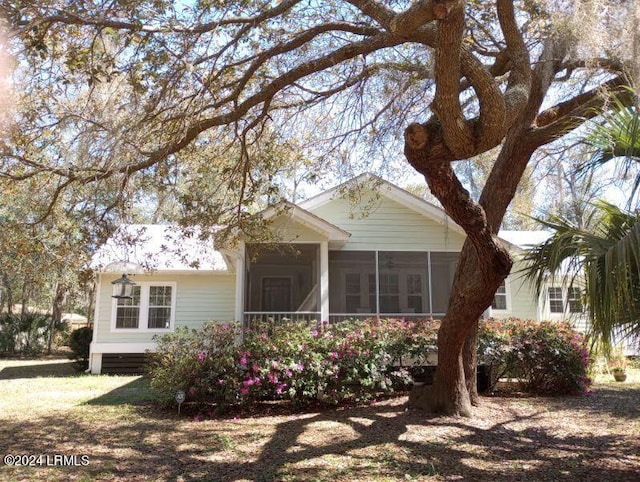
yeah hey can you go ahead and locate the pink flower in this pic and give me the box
[197,351,206,362]
[312,329,318,337]
[240,355,248,366]
[239,387,249,395]
[296,363,304,371]
[276,384,287,394]
[271,361,279,369]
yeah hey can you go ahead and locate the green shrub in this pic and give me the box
[69,327,93,369]
[479,318,592,395]
[147,322,241,407]
[0,312,57,355]
[148,317,591,414]
[148,318,440,412]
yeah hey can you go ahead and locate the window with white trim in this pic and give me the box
[566,286,584,313]
[113,282,176,330]
[548,287,564,313]
[491,281,507,310]
[116,286,142,328]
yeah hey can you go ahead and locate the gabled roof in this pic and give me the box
[498,230,552,250]
[259,201,351,244]
[299,172,468,238]
[92,225,230,272]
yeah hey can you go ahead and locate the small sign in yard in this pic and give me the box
[175,390,185,415]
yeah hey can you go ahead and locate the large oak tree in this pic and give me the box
[1,0,637,415]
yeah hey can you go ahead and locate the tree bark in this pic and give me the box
[49,281,66,354]
[463,318,479,406]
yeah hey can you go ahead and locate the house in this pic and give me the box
[88,174,587,374]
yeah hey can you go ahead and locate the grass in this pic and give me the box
[1,357,639,481]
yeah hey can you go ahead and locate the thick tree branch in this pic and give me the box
[432,1,475,158]
[527,76,631,148]
[496,0,531,123]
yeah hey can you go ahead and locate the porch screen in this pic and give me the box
[328,251,376,314]
[378,251,430,314]
[246,243,319,313]
[428,252,459,315]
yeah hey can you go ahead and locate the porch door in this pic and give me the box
[261,277,292,312]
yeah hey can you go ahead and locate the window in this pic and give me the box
[116,286,142,329]
[345,273,361,313]
[112,282,175,331]
[548,287,564,313]
[492,281,507,310]
[379,273,400,313]
[567,286,583,313]
[148,286,173,328]
[406,273,424,313]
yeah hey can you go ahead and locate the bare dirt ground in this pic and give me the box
[0,357,639,481]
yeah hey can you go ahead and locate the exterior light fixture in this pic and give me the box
[111,273,136,299]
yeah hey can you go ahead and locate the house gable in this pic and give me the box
[301,175,466,251]
[257,202,351,247]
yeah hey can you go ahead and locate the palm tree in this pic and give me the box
[523,92,640,349]
[522,202,640,348]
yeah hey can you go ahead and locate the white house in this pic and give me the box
[88,174,587,374]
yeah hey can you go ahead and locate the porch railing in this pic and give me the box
[243,312,445,329]
[328,313,445,324]
[243,312,321,329]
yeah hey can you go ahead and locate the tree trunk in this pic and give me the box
[20,279,30,318]
[463,318,479,406]
[49,281,66,354]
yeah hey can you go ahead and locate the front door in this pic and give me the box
[261,277,292,312]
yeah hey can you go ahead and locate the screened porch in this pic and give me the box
[242,244,459,327]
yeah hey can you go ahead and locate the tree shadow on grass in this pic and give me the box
[84,376,157,406]
[0,360,79,379]
[521,385,640,422]
[1,392,639,482]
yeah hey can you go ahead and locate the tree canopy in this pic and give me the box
[2,0,639,415]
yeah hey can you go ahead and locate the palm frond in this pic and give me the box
[522,202,640,348]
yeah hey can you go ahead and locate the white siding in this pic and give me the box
[310,194,465,251]
[491,263,540,321]
[95,272,236,344]
[269,216,327,242]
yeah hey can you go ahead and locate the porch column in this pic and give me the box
[320,241,329,322]
[234,241,245,326]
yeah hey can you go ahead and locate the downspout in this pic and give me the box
[86,272,101,373]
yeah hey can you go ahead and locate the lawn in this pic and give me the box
[1,357,639,481]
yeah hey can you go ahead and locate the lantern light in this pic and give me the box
[111,273,136,299]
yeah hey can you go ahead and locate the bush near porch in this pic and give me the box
[148,318,591,413]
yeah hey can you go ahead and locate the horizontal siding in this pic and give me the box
[96,273,235,344]
[310,194,465,251]
[269,216,327,242]
[492,268,540,321]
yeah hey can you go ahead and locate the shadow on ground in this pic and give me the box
[1,385,639,481]
[0,360,79,379]
[85,376,156,406]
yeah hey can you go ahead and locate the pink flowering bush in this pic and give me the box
[148,322,242,407]
[479,318,592,395]
[149,318,439,411]
[149,317,591,413]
